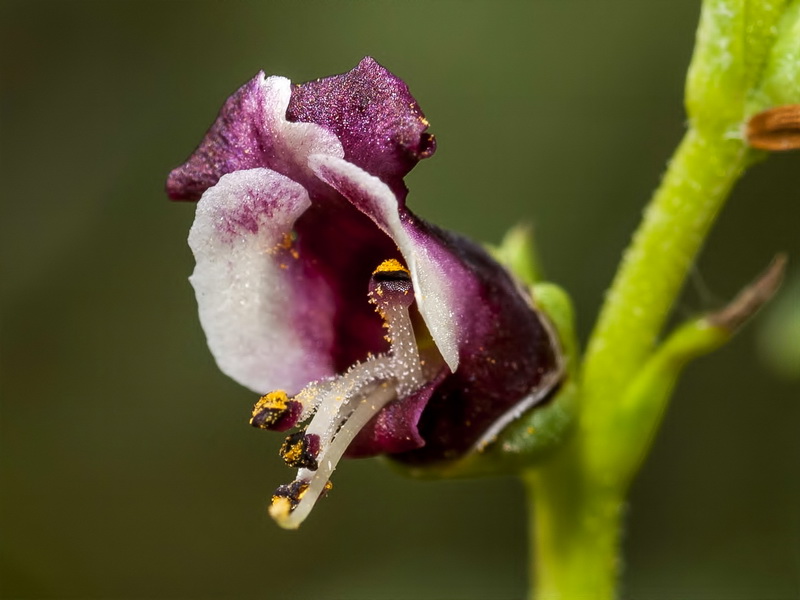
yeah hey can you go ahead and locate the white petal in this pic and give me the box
[188,168,336,393]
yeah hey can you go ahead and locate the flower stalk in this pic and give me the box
[525,447,624,600]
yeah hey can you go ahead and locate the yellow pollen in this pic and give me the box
[269,232,296,256]
[269,497,292,520]
[280,440,304,465]
[373,258,409,275]
[278,232,293,250]
[252,390,288,416]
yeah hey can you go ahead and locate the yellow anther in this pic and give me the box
[280,440,304,465]
[252,390,289,416]
[250,390,294,428]
[373,258,409,275]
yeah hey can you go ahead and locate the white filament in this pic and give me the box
[302,357,392,447]
[294,356,393,424]
[274,385,396,529]
[383,303,423,397]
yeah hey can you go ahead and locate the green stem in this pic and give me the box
[528,126,752,599]
[580,127,750,429]
[525,451,624,600]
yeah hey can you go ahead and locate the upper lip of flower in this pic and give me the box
[168,57,564,528]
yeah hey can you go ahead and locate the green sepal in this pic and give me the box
[487,223,545,286]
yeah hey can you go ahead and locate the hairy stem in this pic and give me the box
[580,127,749,432]
[525,450,624,600]
[528,126,752,599]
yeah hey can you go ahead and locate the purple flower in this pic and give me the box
[168,58,563,528]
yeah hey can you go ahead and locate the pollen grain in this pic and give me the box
[373,258,409,275]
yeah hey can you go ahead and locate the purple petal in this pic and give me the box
[287,57,436,201]
[167,75,343,201]
[396,229,563,463]
[308,155,563,462]
[188,168,337,394]
[345,368,449,457]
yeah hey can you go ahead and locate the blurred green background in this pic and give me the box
[2,1,798,598]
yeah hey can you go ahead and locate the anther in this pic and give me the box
[250,390,302,431]
[268,478,334,526]
[279,432,320,470]
[269,479,310,522]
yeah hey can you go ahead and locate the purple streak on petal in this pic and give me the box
[167,75,343,201]
[287,57,435,201]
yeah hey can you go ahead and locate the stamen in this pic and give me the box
[269,384,397,529]
[265,258,427,529]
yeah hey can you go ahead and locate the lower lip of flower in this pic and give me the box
[253,258,433,529]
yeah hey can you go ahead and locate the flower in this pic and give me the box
[168,57,564,528]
